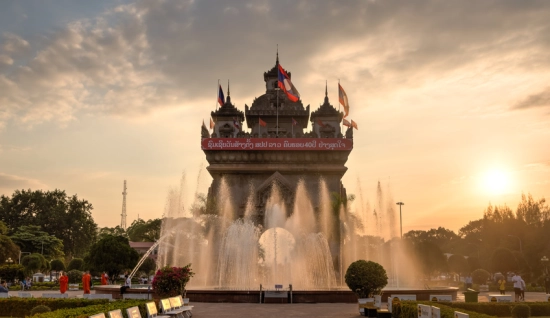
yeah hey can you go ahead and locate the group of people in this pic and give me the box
[497,273,527,301]
[58,271,111,294]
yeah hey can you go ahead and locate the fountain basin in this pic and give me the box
[94,285,458,303]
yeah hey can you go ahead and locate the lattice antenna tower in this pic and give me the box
[121,180,127,229]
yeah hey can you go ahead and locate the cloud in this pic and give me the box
[513,87,550,110]
[1,0,550,128]
[0,172,47,191]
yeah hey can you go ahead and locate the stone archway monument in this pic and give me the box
[201,55,354,227]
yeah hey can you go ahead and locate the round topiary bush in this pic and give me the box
[345,260,388,298]
[512,304,531,318]
[471,268,491,285]
[66,269,83,284]
[30,305,51,315]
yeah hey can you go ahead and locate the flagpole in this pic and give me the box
[276,88,279,137]
[338,79,342,136]
[259,116,261,137]
[291,118,293,137]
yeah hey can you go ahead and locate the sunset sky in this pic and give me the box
[1,0,549,233]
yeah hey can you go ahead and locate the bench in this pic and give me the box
[89,314,106,318]
[42,293,68,298]
[84,294,113,300]
[0,293,9,298]
[159,297,192,318]
[146,301,171,318]
[126,306,142,318]
[108,309,124,318]
[487,295,512,302]
[377,309,392,318]
[69,283,79,291]
[18,292,33,298]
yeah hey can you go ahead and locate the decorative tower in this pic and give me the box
[210,82,245,138]
[310,82,344,138]
[121,180,127,229]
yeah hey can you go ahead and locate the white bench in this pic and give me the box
[42,293,68,298]
[18,292,33,298]
[146,301,171,318]
[430,295,452,302]
[84,294,113,300]
[69,284,79,291]
[487,295,512,302]
[89,314,106,318]
[0,293,9,298]
[160,298,192,318]
[108,309,124,318]
[126,306,142,318]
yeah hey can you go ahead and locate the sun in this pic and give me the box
[482,169,510,195]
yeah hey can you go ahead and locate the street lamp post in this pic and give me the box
[507,235,523,253]
[396,202,405,238]
[542,256,549,275]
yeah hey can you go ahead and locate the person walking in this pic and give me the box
[512,273,522,302]
[82,271,91,294]
[101,272,108,285]
[498,276,507,295]
[520,278,526,301]
[59,272,68,294]
[545,275,550,294]
[465,275,473,289]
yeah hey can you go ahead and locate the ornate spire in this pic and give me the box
[276,44,279,65]
[227,80,231,103]
[324,80,329,104]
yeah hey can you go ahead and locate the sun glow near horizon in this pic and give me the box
[480,168,512,195]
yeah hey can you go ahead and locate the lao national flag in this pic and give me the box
[210,118,215,129]
[259,118,267,127]
[351,119,358,130]
[316,119,325,127]
[338,83,350,118]
[233,117,240,130]
[218,84,225,107]
[278,64,300,102]
[343,118,352,128]
[292,118,297,126]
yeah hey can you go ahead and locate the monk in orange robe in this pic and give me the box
[59,272,69,294]
[101,272,108,285]
[82,271,91,294]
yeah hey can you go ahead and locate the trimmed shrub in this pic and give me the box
[471,269,491,285]
[67,258,84,271]
[32,300,147,318]
[66,270,83,284]
[31,305,52,315]
[152,264,194,297]
[435,302,550,317]
[0,298,108,317]
[512,304,531,318]
[345,260,388,298]
[393,301,496,318]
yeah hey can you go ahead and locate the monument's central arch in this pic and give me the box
[201,55,354,227]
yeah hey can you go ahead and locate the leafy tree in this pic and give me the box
[448,254,469,277]
[138,257,157,275]
[21,253,49,274]
[490,248,518,275]
[409,241,447,278]
[10,225,64,258]
[126,219,162,242]
[0,221,19,263]
[67,258,84,271]
[0,189,98,258]
[67,269,83,284]
[85,235,139,280]
[345,260,388,298]
[467,256,481,272]
[0,264,25,282]
[471,269,491,285]
[98,226,127,241]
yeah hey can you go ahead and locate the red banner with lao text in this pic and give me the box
[201,138,353,151]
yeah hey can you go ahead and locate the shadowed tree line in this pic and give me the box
[402,193,550,284]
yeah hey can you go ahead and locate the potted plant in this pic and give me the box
[345,260,388,315]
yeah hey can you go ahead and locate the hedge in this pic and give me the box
[0,298,109,317]
[392,301,496,318]
[437,302,550,317]
[32,300,148,318]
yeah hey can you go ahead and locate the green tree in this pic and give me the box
[345,260,388,298]
[0,264,25,282]
[98,226,127,241]
[0,221,20,263]
[10,225,64,259]
[490,248,518,275]
[126,219,162,242]
[85,235,139,280]
[447,254,469,278]
[66,269,83,284]
[471,268,491,285]
[67,258,84,271]
[413,241,447,278]
[0,189,98,258]
[21,253,49,274]
[138,257,157,275]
